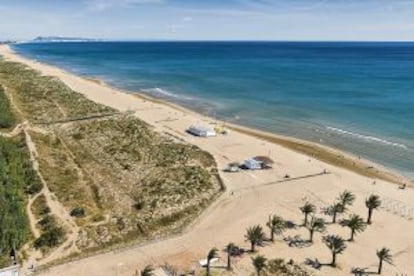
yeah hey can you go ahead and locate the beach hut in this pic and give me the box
[187,125,216,137]
[243,158,263,170]
[243,156,274,170]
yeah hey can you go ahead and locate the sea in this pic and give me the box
[12,41,414,180]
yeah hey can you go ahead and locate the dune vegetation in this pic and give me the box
[0,84,16,129]
[0,135,42,267]
[0,57,223,263]
[0,58,114,122]
[32,115,222,251]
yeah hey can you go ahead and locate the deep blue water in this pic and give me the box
[12,42,414,179]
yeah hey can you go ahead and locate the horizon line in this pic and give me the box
[12,39,414,44]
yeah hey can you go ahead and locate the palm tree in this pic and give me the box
[245,225,266,252]
[140,265,154,276]
[338,190,356,209]
[206,247,219,276]
[325,202,345,223]
[366,195,381,224]
[225,243,235,270]
[306,216,326,242]
[252,255,267,276]
[323,235,347,267]
[340,214,366,241]
[300,202,316,226]
[266,215,286,242]
[377,247,393,274]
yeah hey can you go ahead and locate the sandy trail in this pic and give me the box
[23,126,80,269]
[0,45,413,276]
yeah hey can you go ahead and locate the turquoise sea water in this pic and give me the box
[12,42,414,180]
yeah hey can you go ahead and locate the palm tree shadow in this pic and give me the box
[283,235,312,248]
[351,267,378,275]
[304,258,330,270]
[285,220,297,229]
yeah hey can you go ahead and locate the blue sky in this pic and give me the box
[1,0,414,41]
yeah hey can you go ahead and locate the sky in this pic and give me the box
[0,0,414,41]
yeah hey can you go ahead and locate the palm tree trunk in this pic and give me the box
[206,263,210,276]
[310,229,314,242]
[227,253,231,270]
[270,229,274,242]
[332,253,336,267]
[333,211,337,223]
[378,259,383,274]
[251,241,255,252]
[350,229,355,241]
[304,213,308,226]
[367,208,373,224]
[257,268,261,276]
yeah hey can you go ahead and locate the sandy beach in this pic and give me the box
[1,44,413,275]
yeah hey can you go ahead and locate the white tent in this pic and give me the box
[187,125,216,137]
[244,158,263,170]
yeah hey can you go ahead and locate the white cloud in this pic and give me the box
[182,16,193,22]
[85,0,164,11]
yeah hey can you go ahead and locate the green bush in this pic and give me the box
[70,206,85,218]
[37,215,56,232]
[34,227,64,249]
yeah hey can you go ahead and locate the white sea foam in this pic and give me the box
[143,87,193,101]
[326,126,408,149]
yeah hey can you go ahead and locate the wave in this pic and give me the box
[326,126,408,149]
[142,87,193,101]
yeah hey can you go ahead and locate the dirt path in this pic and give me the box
[0,123,24,138]
[26,192,42,239]
[23,127,80,264]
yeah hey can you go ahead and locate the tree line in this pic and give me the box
[0,136,42,267]
[0,84,16,129]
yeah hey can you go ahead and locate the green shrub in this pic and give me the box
[70,206,86,218]
[37,215,56,232]
[34,227,64,249]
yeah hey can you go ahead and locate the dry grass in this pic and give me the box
[31,194,51,219]
[0,59,114,122]
[29,115,221,252]
[0,56,220,259]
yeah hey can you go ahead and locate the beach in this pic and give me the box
[1,44,413,275]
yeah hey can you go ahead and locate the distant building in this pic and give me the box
[0,265,19,276]
[187,125,216,137]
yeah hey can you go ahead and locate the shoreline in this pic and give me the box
[130,92,410,185]
[3,45,414,276]
[96,74,411,186]
[1,44,411,186]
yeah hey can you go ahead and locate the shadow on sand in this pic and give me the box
[304,258,332,270]
[284,235,312,248]
[351,267,378,275]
